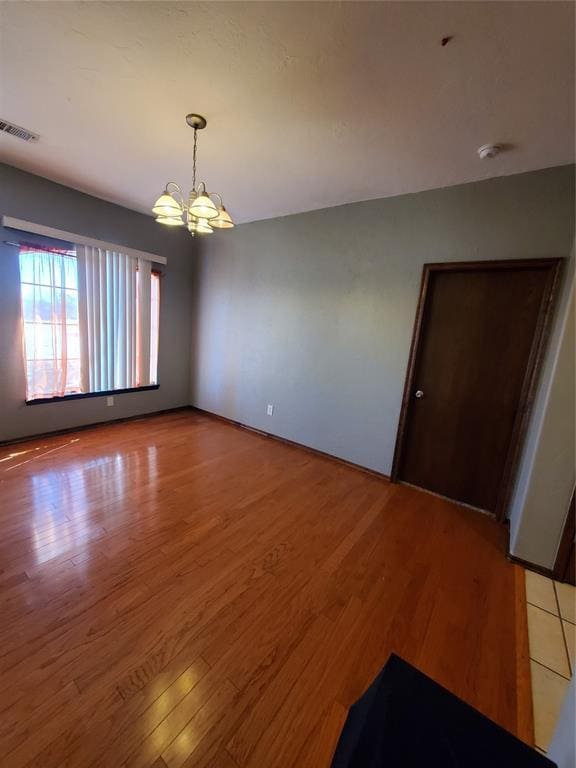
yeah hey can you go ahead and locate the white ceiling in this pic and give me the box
[0,1,574,223]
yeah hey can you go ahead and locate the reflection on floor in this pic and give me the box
[525,571,575,753]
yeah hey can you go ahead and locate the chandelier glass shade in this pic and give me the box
[152,114,234,237]
[210,204,234,229]
[188,216,214,235]
[189,191,219,220]
[155,212,185,227]
[152,193,182,218]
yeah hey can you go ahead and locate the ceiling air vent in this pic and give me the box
[0,120,39,142]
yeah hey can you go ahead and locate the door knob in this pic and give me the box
[415,390,424,399]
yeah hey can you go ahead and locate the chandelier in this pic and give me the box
[152,113,234,236]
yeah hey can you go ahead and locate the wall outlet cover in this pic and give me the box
[107,396,114,406]
[267,404,274,416]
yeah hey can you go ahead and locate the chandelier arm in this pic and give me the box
[209,192,224,206]
[165,182,185,206]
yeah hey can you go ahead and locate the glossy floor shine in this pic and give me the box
[0,411,531,768]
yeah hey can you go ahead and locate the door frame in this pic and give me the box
[553,490,575,584]
[391,258,563,522]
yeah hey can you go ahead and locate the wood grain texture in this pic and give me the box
[0,410,532,767]
[392,258,562,521]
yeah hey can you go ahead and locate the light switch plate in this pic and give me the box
[267,404,274,416]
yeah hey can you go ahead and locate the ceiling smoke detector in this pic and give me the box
[477,143,502,160]
[0,119,39,142]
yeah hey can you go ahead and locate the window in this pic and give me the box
[19,245,160,402]
[19,246,82,400]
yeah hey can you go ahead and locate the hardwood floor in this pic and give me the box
[0,410,531,767]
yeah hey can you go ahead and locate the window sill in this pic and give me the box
[25,385,160,405]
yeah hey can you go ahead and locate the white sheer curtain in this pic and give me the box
[19,245,81,400]
[77,246,152,392]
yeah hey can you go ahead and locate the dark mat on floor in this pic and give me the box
[331,653,555,767]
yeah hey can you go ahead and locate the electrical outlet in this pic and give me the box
[107,396,114,407]
[267,404,274,416]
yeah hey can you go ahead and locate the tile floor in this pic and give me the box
[525,570,575,753]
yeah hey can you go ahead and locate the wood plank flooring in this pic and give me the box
[0,410,531,767]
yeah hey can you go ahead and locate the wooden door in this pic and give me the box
[392,260,561,519]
